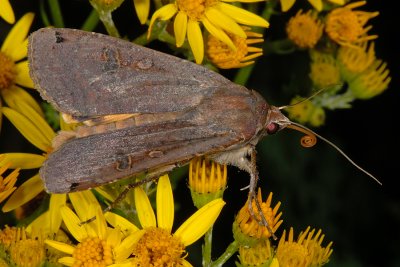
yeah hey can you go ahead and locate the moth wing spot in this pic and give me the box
[136,58,153,70]
[115,154,132,171]
[70,182,80,191]
[101,47,121,72]
[148,150,164,158]
[54,31,64,43]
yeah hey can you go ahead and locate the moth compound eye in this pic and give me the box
[266,122,280,135]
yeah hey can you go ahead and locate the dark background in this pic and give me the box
[1,1,398,266]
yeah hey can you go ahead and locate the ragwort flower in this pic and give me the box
[129,174,225,266]
[286,10,323,49]
[325,1,379,47]
[0,0,15,24]
[148,0,269,64]
[1,13,38,121]
[206,26,263,69]
[0,159,19,204]
[45,190,142,266]
[1,104,55,212]
[276,227,333,267]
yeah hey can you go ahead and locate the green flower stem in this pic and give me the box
[210,241,239,267]
[98,10,120,38]
[47,0,64,27]
[203,227,213,267]
[39,0,51,26]
[315,90,355,110]
[81,9,100,32]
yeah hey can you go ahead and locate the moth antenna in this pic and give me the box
[286,121,382,185]
[278,84,343,110]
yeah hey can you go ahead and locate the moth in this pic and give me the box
[28,28,379,201]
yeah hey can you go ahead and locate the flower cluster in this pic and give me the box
[284,1,390,126]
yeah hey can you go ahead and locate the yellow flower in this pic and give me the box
[0,158,19,203]
[286,10,323,49]
[233,188,282,246]
[1,13,39,121]
[286,96,326,127]
[189,157,227,208]
[309,51,341,89]
[237,238,274,266]
[279,0,345,12]
[148,0,269,64]
[0,0,15,23]
[45,190,141,266]
[130,175,225,266]
[337,41,375,81]
[276,227,333,267]
[325,1,379,47]
[1,104,56,212]
[348,59,391,100]
[206,26,263,69]
[0,226,46,267]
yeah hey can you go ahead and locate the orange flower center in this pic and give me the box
[72,237,113,267]
[131,227,186,266]
[0,52,17,91]
[176,0,217,20]
[286,10,323,48]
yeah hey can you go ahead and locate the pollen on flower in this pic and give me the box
[131,227,186,266]
[72,236,113,267]
[235,189,282,240]
[0,226,46,267]
[189,157,227,194]
[286,10,323,49]
[0,52,17,90]
[176,0,217,20]
[325,1,379,47]
[206,27,263,69]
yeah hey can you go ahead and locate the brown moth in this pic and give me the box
[28,28,379,202]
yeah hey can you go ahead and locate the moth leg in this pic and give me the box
[247,149,277,240]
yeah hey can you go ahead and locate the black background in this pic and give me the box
[1,1,399,266]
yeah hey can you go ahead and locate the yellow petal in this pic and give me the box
[2,174,44,212]
[187,20,204,64]
[156,175,174,231]
[174,11,188,47]
[114,230,145,261]
[205,8,246,38]
[1,107,52,152]
[49,194,67,235]
[221,0,264,2]
[1,12,34,61]
[45,240,75,255]
[60,206,88,242]
[93,187,116,202]
[1,85,44,117]
[58,257,75,266]
[280,0,296,12]
[202,17,236,51]
[328,0,345,4]
[15,60,34,88]
[0,153,45,169]
[182,259,194,267]
[94,205,107,240]
[26,211,50,235]
[134,187,156,228]
[0,0,15,24]
[308,0,322,11]
[174,198,225,246]
[68,191,99,221]
[105,212,140,234]
[133,0,150,24]
[148,4,177,39]
[217,3,269,28]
